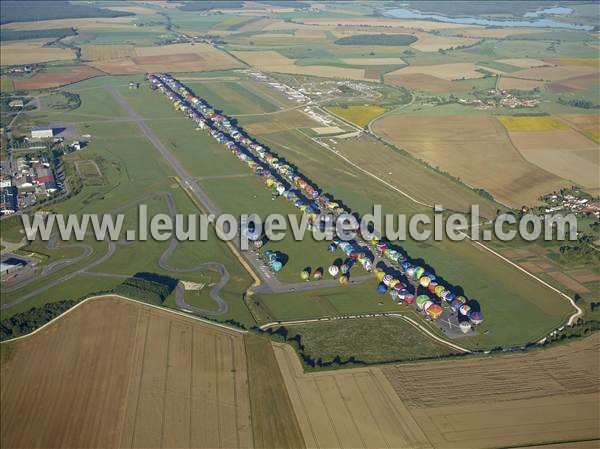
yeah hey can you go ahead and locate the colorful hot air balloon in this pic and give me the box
[375,270,385,282]
[406,267,415,278]
[469,311,484,325]
[390,289,399,301]
[328,265,339,277]
[427,282,438,294]
[450,298,464,312]
[300,270,310,281]
[377,282,387,294]
[419,276,431,287]
[434,285,445,297]
[271,261,283,272]
[459,304,471,316]
[414,266,425,279]
[341,264,349,274]
[339,274,349,285]
[416,295,430,311]
[383,274,393,286]
[405,294,415,305]
[425,304,443,320]
[313,268,323,280]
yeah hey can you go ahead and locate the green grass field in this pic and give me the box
[282,317,458,364]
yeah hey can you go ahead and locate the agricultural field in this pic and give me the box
[383,334,600,448]
[273,342,433,449]
[373,114,571,207]
[0,297,253,448]
[89,43,242,74]
[0,39,75,65]
[327,105,387,127]
[13,65,103,90]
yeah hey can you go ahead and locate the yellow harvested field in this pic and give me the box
[387,62,484,81]
[383,334,600,449]
[498,76,546,91]
[328,104,387,127]
[497,58,550,68]
[546,57,600,67]
[232,50,368,80]
[81,44,135,61]
[0,297,253,449]
[410,32,480,52]
[509,129,600,188]
[373,114,569,207]
[236,17,279,32]
[273,343,432,449]
[1,39,75,65]
[341,57,406,65]
[299,17,481,31]
[512,64,597,82]
[106,5,158,14]
[497,115,568,132]
[89,43,242,74]
[2,17,135,30]
[385,72,470,93]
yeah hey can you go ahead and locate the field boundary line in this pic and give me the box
[0,294,247,345]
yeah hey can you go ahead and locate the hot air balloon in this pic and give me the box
[427,282,438,294]
[401,261,411,272]
[405,294,415,305]
[339,274,349,285]
[416,295,430,311]
[419,276,431,288]
[390,289,399,301]
[313,268,323,280]
[450,298,464,312]
[394,282,406,291]
[469,311,484,325]
[271,261,283,272]
[414,266,425,279]
[434,285,445,297]
[375,269,385,282]
[377,282,387,294]
[328,265,339,277]
[341,264,349,274]
[300,270,310,281]
[459,321,472,334]
[459,304,471,316]
[425,304,443,320]
[406,267,415,278]
[383,274,393,286]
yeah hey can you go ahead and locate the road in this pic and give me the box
[0,192,231,316]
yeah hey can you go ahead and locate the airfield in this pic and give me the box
[0,1,599,447]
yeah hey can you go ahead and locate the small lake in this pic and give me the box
[383,7,594,31]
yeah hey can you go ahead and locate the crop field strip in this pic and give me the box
[1,297,253,449]
[382,334,600,449]
[273,342,433,449]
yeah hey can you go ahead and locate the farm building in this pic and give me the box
[30,126,53,139]
[8,99,24,109]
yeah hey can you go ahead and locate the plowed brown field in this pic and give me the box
[0,296,253,449]
[383,334,600,449]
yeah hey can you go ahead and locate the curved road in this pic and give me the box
[1,192,230,316]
